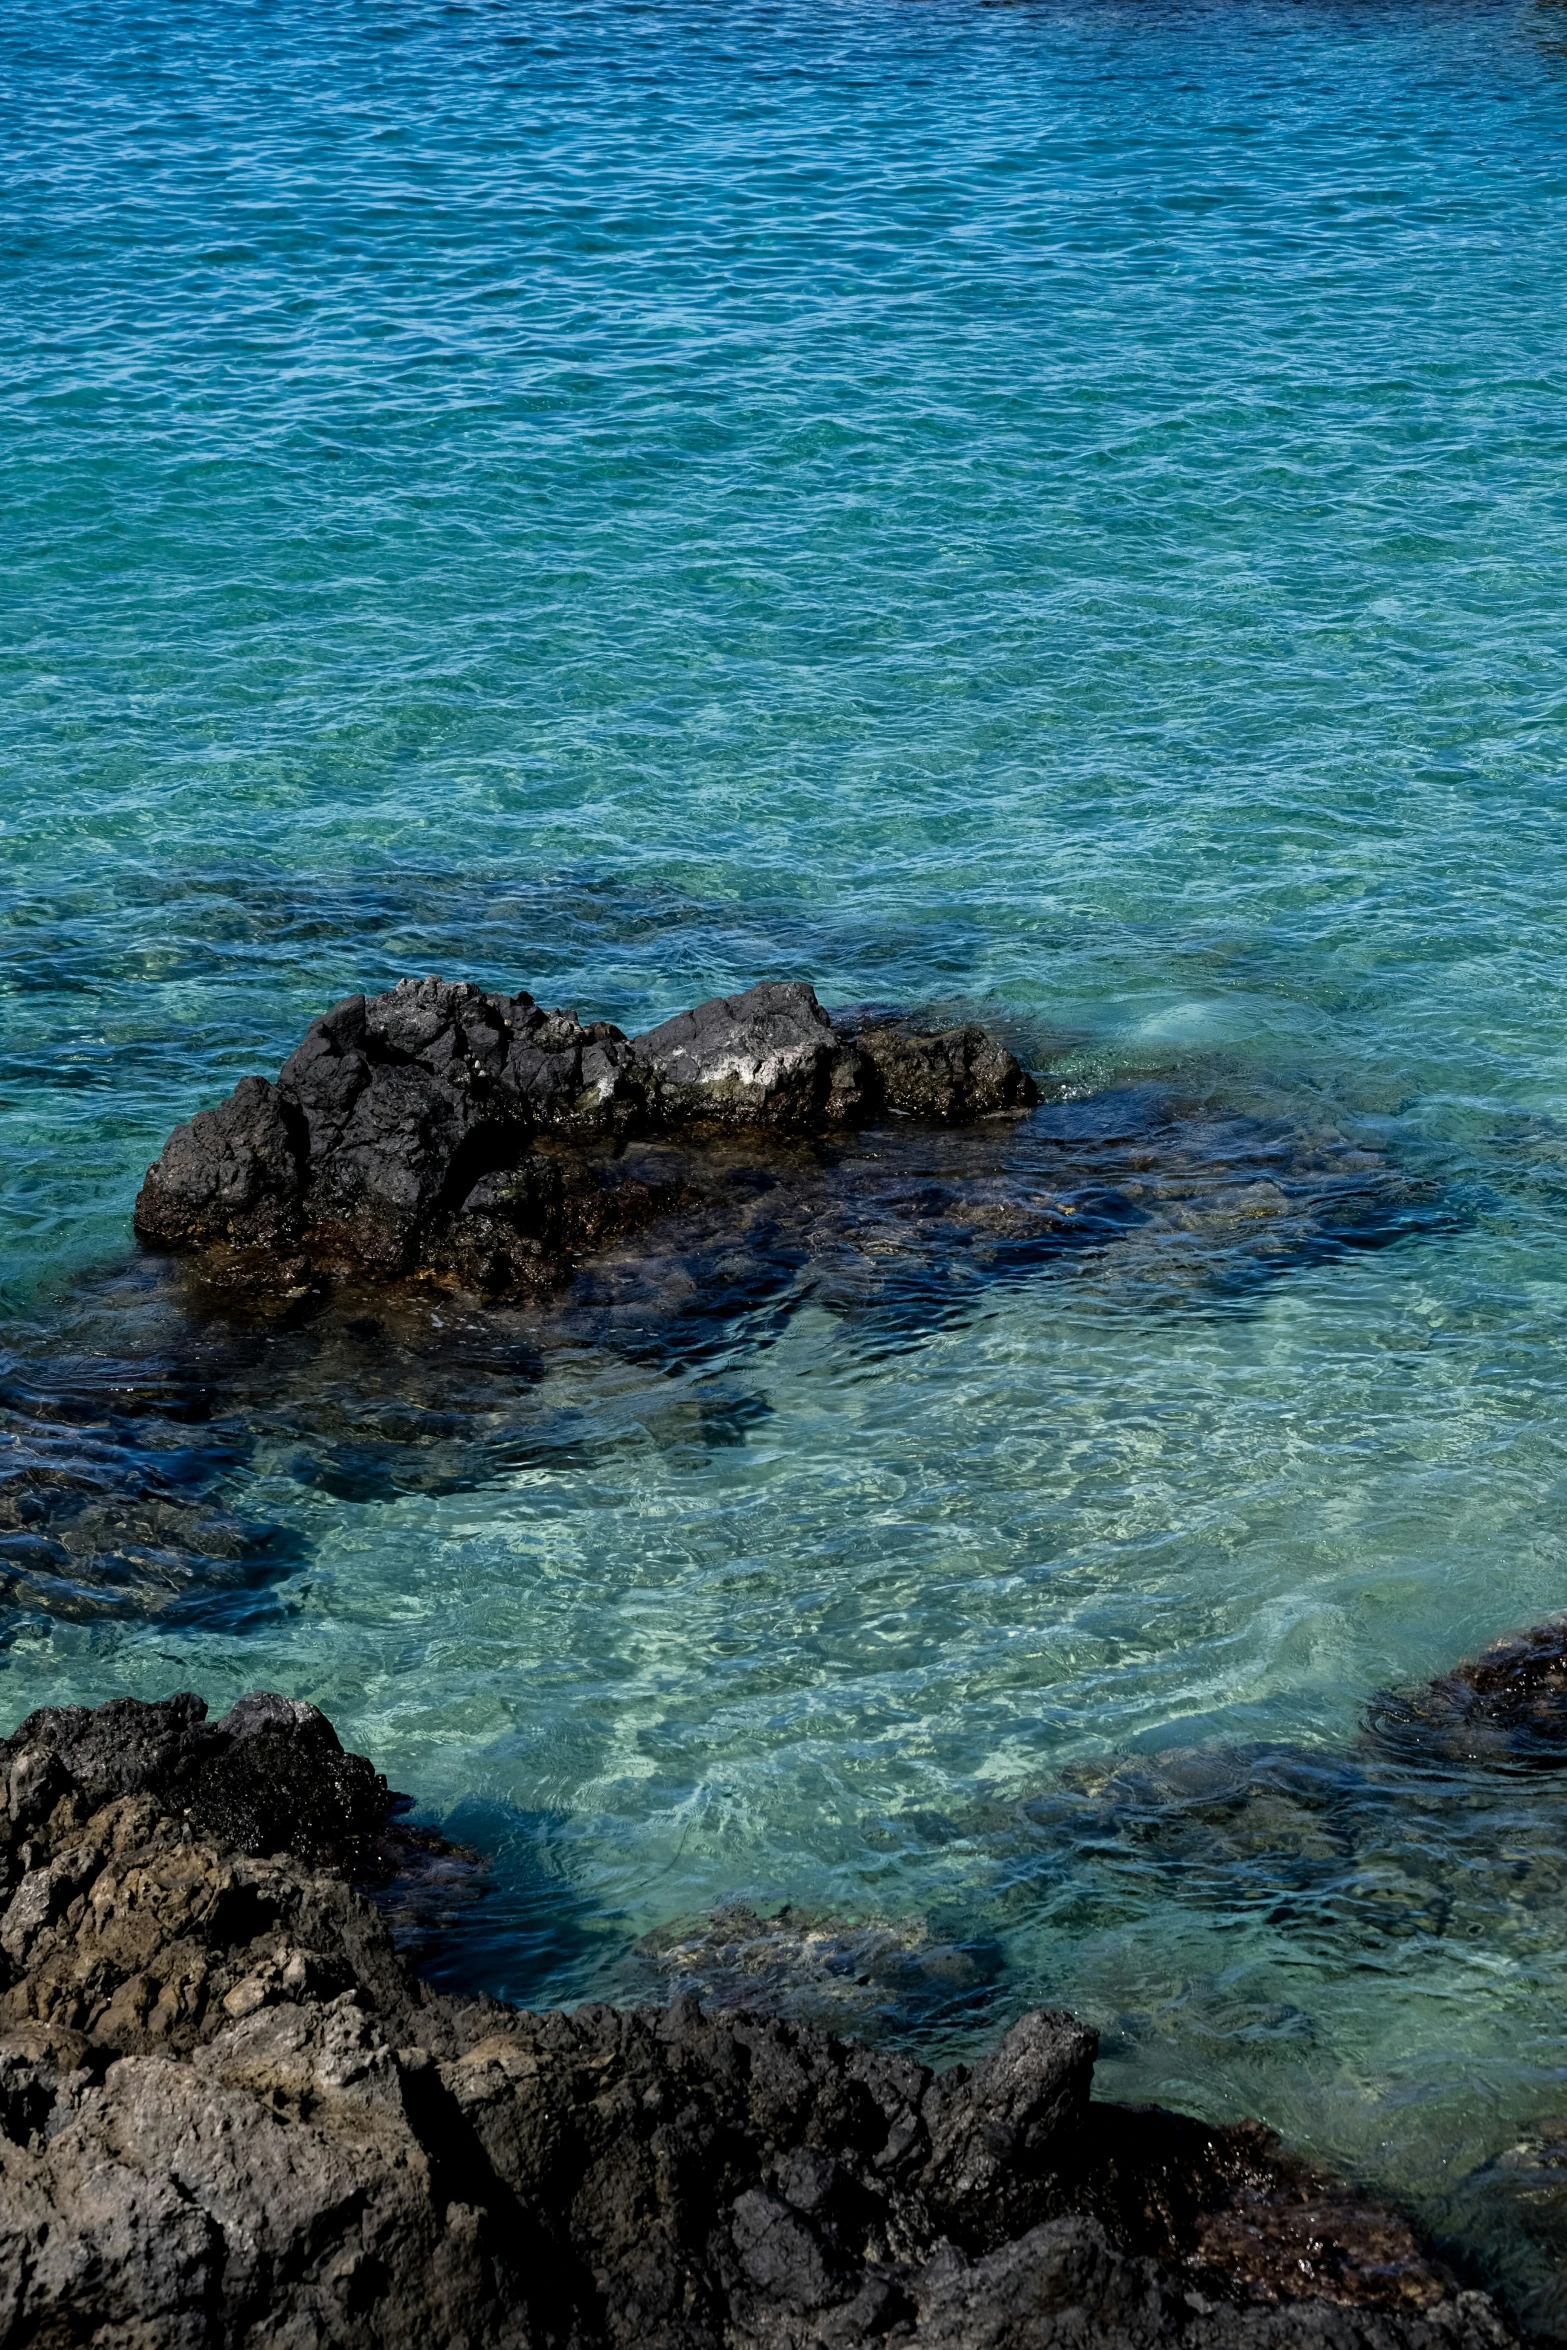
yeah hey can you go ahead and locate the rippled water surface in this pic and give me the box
[6,0,1567,2320]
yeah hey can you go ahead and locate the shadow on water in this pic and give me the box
[373,1795,624,2009]
[0,1068,1454,1639]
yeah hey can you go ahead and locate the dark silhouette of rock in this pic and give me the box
[133,978,1039,1294]
[0,1692,1511,2349]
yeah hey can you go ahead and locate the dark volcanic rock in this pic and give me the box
[631,981,860,1127]
[1459,2117,1567,2344]
[6,1688,396,1869]
[133,978,1038,1295]
[1365,1619,1567,1772]
[0,1693,1511,2350]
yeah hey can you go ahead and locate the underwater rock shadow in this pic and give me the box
[1,992,1453,1635]
[956,1614,1567,1968]
[924,1618,1567,2339]
[795,1082,1454,1353]
[390,1793,630,2008]
[503,1077,1455,1378]
[0,1254,797,1638]
[612,1899,1007,2043]
[0,1370,305,1638]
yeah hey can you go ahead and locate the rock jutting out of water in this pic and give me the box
[2,1038,1445,1637]
[131,977,1038,1294]
[0,1690,1509,2350]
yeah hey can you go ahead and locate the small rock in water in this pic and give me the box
[1366,1619,1567,1771]
[630,1899,1004,2034]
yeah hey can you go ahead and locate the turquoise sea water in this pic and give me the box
[6,0,1567,2317]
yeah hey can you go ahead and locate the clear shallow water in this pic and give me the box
[5,0,1567,2318]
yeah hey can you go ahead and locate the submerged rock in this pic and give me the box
[133,978,1038,1294]
[992,1736,1474,1959]
[1458,2119,1567,2344]
[4,1070,1443,1640]
[0,1405,296,1630]
[629,1900,1004,2037]
[0,1691,1510,2349]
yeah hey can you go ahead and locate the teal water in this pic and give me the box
[6,0,1567,2317]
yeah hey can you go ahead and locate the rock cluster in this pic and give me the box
[132,979,1037,1293]
[4,1072,1444,1639]
[0,1691,1511,2350]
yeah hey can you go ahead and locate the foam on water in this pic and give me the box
[5,0,1567,2320]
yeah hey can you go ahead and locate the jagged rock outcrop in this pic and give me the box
[0,1692,1512,2350]
[132,979,1038,1293]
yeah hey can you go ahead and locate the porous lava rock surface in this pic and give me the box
[132,979,1038,1294]
[0,1693,1511,2350]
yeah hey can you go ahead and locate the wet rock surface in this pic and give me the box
[132,977,1038,1293]
[1365,1619,1567,1774]
[0,1691,1509,2350]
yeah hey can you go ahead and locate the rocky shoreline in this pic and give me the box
[0,980,1524,2342]
[0,1687,1517,2350]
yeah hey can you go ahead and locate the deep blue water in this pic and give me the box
[5,0,1567,2319]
